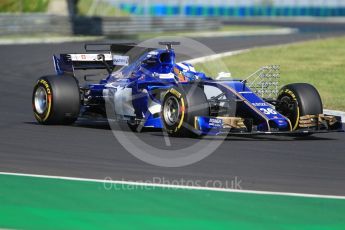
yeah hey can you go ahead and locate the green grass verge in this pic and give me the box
[77,0,129,17]
[0,0,49,12]
[1,174,345,230]
[195,36,345,111]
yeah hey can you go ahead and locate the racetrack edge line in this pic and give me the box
[1,171,345,200]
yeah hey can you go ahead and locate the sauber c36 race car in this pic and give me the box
[32,42,343,137]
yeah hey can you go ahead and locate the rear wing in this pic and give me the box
[53,53,114,75]
[53,43,148,76]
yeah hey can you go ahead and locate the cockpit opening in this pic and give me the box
[159,52,174,64]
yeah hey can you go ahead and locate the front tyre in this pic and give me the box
[276,83,323,131]
[161,85,209,137]
[32,75,80,125]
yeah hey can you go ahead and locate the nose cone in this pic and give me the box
[271,119,290,131]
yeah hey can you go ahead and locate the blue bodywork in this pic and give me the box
[52,44,299,135]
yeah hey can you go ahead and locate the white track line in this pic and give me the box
[1,172,345,200]
[179,28,298,38]
[186,49,250,64]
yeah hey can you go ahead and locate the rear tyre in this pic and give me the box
[276,83,323,132]
[32,75,80,125]
[161,85,209,137]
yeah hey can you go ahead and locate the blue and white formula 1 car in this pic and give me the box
[32,42,342,137]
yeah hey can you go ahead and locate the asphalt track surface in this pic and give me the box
[0,24,345,196]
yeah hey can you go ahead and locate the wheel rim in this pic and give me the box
[163,96,180,126]
[278,95,297,124]
[34,86,48,114]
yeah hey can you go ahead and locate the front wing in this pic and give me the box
[194,114,343,136]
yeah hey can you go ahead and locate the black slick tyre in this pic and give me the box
[32,75,80,125]
[276,83,323,132]
[161,84,209,137]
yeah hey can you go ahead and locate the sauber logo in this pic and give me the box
[209,118,223,127]
[113,55,129,66]
[252,102,266,106]
[209,118,222,124]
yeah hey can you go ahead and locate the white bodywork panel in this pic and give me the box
[114,87,135,116]
[148,99,161,115]
[158,73,175,79]
[104,86,136,117]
